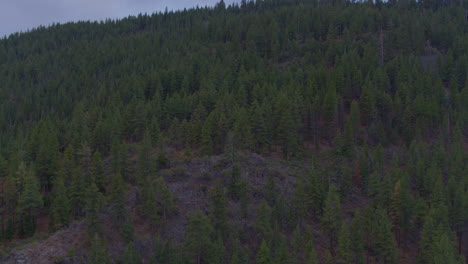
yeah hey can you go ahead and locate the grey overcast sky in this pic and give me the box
[0,0,238,38]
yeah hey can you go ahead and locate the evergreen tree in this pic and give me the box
[17,163,43,237]
[321,184,342,256]
[322,84,337,143]
[90,151,105,193]
[109,173,125,224]
[137,130,153,185]
[336,222,352,264]
[123,242,142,264]
[49,175,70,231]
[88,234,111,264]
[35,127,59,192]
[201,122,214,156]
[305,238,318,264]
[207,232,226,264]
[86,183,102,240]
[256,199,272,238]
[184,211,214,264]
[70,167,86,218]
[350,210,365,264]
[256,239,272,264]
[349,100,361,140]
[209,185,227,237]
[374,208,397,264]
[154,176,174,221]
[360,80,376,126]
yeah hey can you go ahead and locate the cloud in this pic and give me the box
[0,0,238,37]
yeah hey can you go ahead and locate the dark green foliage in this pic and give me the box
[184,211,214,264]
[86,183,102,240]
[137,130,153,185]
[350,210,365,264]
[227,165,242,200]
[209,185,227,236]
[70,167,86,219]
[90,151,105,193]
[123,242,141,264]
[256,199,272,238]
[153,176,175,221]
[363,206,397,264]
[150,238,179,264]
[49,175,70,231]
[17,163,43,237]
[35,127,59,192]
[321,184,342,256]
[88,235,111,264]
[256,239,272,264]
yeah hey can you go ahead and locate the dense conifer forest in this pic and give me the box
[0,0,467,263]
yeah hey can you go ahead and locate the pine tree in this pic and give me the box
[256,199,272,238]
[137,130,153,185]
[86,183,102,240]
[349,100,361,140]
[109,172,133,242]
[322,85,337,143]
[61,145,76,185]
[360,80,376,126]
[90,151,105,193]
[70,167,86,218]
[49,176,70,231]
[88,234,111,264]
[208,232,226,264]
[17,163,43,237]
[184,211,214,264]
[141,176,159,229]
[374,208,397,264]
[200,122,214,156]
[350,210,365,264]
[154,176,174,221]
[233,107,252,150]
[251,101,271,152]
[389,180,402,245]
[305,238,318,264]
[321,184,342,256]
[109,173,125,224]
[209,185,227,237]
[227,165,242,200]
[431,232,463,264]
[256,239,272,264]
[265,173,277,207]
[123,242,141,264]
[35,127,59,192]
[336,222,352,264]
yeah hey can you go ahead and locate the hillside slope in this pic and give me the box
[0,0,467,263]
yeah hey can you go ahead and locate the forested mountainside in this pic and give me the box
[0,0,467,263]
